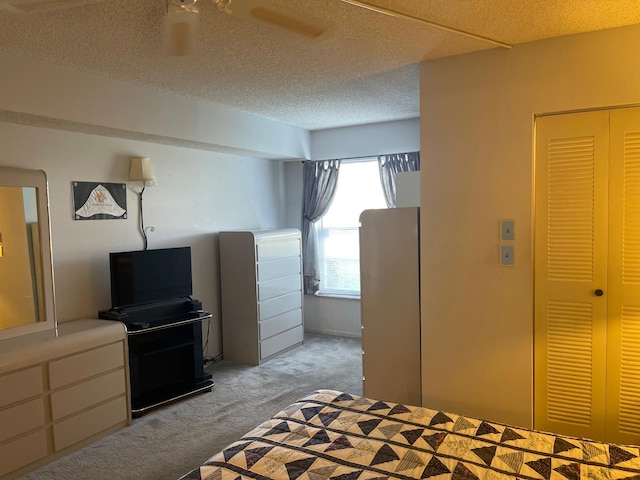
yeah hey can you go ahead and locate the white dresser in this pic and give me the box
[219,229,303,365]
[0,319,131,479]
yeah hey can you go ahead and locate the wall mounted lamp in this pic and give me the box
[129,157,157,250]
[129,157,157,187]
[0,233,3,257]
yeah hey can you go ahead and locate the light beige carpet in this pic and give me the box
[20,333,362,480]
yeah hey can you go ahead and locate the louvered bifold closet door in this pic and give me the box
[534,110,610,440]
[605,107,640,445]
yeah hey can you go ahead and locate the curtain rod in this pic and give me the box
[302,155,374,163]
[302,152,418,163]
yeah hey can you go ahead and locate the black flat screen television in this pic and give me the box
[109,247,192,308]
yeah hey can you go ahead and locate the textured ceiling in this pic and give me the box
[1,0,640,130]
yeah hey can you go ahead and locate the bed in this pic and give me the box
[181,389,640,479]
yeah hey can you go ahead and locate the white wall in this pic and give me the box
[419,23,640,428]
[287,119,420,338]
[0,53,305,357]
[0,122,285,356]
[304,295,361,338]
[0,53,310,160]
[311,118,420,160]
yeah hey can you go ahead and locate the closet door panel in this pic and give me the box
[605,107,640,444]
[534,110,610,440]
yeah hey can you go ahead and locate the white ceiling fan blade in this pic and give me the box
[214,0,331,39]
[0,0,105,12]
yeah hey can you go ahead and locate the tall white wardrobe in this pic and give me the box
[534,106,640,445]
[359,207,421,406]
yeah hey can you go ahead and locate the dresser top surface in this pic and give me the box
[0,319,126,373]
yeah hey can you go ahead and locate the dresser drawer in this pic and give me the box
[51,369,127,420]
[257,256,301,281]
[256,236,300,261]
[0,398,45,443]
[53,396,128,451]
[259,291,301,320]
[257,274,301,301]
[0,430,48,478]
[49,342,125,389]
[260,309,302,340]
[0,366,42,408]
[260,325,303,360]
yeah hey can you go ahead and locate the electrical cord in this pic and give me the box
[137,187,155,250]
[202,317,223,365]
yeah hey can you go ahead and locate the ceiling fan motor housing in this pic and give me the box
[171,0,197,6]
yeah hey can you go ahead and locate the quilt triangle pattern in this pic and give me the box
[500,427,525,443]
[388,404,411,416]
[308,465,338,480]
[285,457,317,480]
[475,421,500,437]
[371,444,400,466]
[326,434,353,452]
[221,441,252,462]
[554,462,580,480]
[319,410,341,427]
[452,461,480,480]
[583,442,607,461]
[301,406,324,421]
[334,393,355,402]
[264,421,291,437]
[367,401,390,412]
[471,445,496,466]
[430,412,453,427]
[396,449,426,472]
[304,430,331,447]
[526,457,552,479]
[611,445,639,465]
[554,437,579,455]
[453,417,477,433]
[421,456,451,478]
[244,447,274,469]
[357,419,382,436]
[401,428,425,445]
[184,390,640,480]
[378,423,403,439]
[423,432,448,451]
[497,450,524,473]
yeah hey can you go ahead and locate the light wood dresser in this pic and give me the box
[219,229,304,365]
[0,319,131,479]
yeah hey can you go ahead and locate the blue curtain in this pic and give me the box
[301,160,340,294]
[378,151,420,207]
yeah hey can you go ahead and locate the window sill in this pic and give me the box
[312,292,360,300]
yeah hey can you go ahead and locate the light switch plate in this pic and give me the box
[500,245,515,266]
[500,219,515,241]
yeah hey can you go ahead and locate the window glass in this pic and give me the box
[316,159,387,296]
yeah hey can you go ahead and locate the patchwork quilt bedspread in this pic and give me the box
[181,389,640,479]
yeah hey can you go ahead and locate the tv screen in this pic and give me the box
[109,247,192,308]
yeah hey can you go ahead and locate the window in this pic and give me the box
[316,159,387,296]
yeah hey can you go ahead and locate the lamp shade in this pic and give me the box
[129,157,157,186]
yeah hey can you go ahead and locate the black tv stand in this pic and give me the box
[99,299,214,417]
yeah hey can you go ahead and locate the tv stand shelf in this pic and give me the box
[99,308,214,417]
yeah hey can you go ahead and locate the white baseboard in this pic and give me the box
[304,327,362,339]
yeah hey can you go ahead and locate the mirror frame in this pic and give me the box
[0,166,56,340]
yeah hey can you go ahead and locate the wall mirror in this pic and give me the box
[0,167,56,341]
